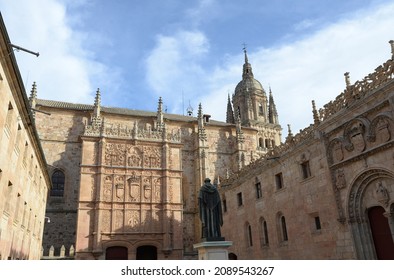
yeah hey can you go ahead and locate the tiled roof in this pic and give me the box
[36,99,231,126]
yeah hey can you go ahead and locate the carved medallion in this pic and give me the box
[333,141,344,162]
[376,118,391,143]
[144,185,152,200]
[351,133,366,153]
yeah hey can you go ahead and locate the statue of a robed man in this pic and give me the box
[198,178,224,241]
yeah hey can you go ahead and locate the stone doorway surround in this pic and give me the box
[347,168,394,259]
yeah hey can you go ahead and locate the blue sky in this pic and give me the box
[1,0,394,133]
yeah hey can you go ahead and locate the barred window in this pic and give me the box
[50,170,65,197]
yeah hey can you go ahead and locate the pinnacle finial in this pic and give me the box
[312,100,320,125]
[389,40,394,58]
[29,82,37,109]
[287,124,293,137]
[198,103,203,119]
[30,82,37,99]
[94,88,101,107]
[344,72,351,88]
[158,96,163,112]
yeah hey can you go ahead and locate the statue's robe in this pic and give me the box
[198,183,223,239]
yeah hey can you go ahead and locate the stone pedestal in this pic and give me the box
[193,241,233,260]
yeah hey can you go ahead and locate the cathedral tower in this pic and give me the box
[229,49,282,150]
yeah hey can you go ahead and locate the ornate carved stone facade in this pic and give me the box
[220,43,394,259]
[32,52,282,259]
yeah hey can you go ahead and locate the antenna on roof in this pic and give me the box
[9,43,39,57]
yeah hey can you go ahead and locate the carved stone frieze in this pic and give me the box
[101,210,111,232]
[126,211,140,232]
[105,143,126,166]
[143,146,162,168]
[153,177,162,202]
[127,146,142,167]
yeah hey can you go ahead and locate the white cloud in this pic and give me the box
[0,0,107,104]
[145,30,209,113]
[201,2,394,134]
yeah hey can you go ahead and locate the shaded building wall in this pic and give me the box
[34,106,86,257]
[0,16,51,260]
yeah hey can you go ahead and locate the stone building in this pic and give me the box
[220,41,394,260]
[34,50,281,259]
[0,14,51,260]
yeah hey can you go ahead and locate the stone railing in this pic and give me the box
[41,245,75,260]
[84,120,181,143]
[317,58,394,122]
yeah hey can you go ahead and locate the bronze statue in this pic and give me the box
[198,178,224,241]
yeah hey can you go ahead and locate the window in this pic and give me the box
[280,215,288,242]
[263,220,269,245]
[275,173,283,190]
[237,192,243,206]
[314,216,321,230]
[258,137,264,148]
[260,218,269,247]
[301,160,311,179]
[50,170,65,197]
[246,223,253,247]
[255,182,262,199]
[222,199,227,213]
[265,139,270,148]
[258,103,264,116]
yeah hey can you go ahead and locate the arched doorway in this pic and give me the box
[136,245,157,260]
[105,246,128,260]
[368,206,394,259]
[228,253,238,260]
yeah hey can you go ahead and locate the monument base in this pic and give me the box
[193,241,233,260]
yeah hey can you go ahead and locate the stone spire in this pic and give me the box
[235,108,244,143]
[226,94,235,124]
[93,88,101,119]
[389,40,394,59]
[29,82,37,110]
[156,97,164,131]
[197,103,207,141]
[242,48,254,80]
[268,87,279,124]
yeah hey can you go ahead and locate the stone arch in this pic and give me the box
[103,240,133,260]
[347,168,394,259]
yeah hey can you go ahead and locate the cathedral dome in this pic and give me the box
[234,49,266,96]
[235,77,264,95]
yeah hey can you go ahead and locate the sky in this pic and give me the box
[1,0,394,134]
